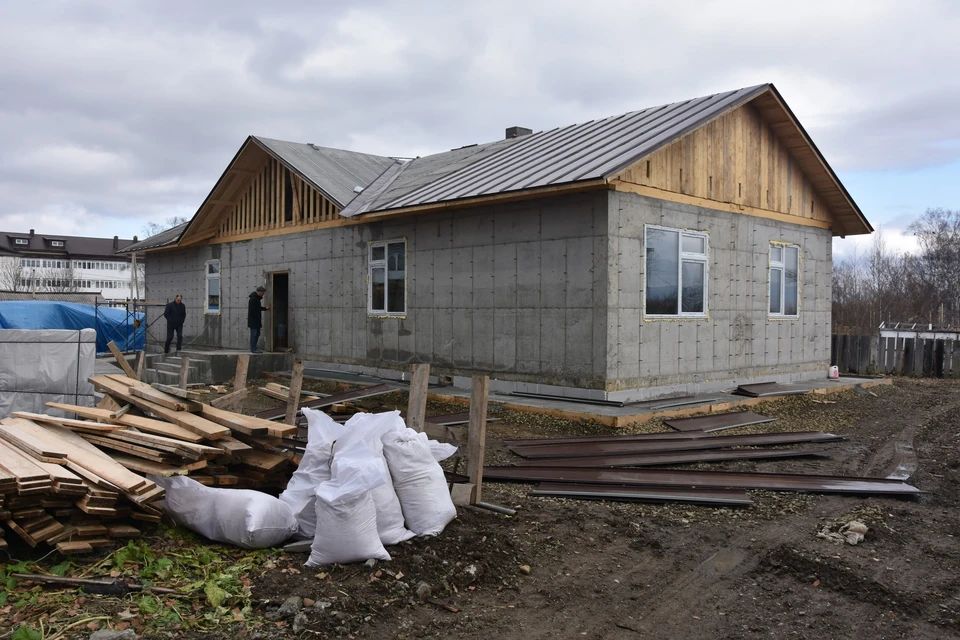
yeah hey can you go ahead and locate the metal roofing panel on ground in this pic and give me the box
[663,411,776,433]
[530,483,753,506]
[734,382,810,398]
[513,447,830,468]
[483,466,924,495]
[502,431,708,447]
[253,137,396,207]
[507,431,847,458]
[369,85,769,211]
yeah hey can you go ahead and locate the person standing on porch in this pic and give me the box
[163,294,186,354]
[248,286,269,353]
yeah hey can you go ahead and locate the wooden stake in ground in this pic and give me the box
[134,351,146,380]
[233,354,249,412]
[284,360,305,426]
[106,341,138,380]
[466,375,489,504]
[406,364,430,432]
[179,356,191,390]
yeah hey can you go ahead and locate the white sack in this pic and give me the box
[381,427,457,536]
[150,475,297,549]
[307,438,391,565]
[340,411,415,545]
[430,440,459,462]
[278,408,345,539]
[306,491,390,566]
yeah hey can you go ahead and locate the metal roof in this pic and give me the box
[121,222,188,253]
[348,85,769,214]
[1,231,141,257]
[252,137,396,207]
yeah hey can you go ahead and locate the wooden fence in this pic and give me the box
[831,334,960,377]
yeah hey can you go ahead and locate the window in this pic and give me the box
[51,240,64,247]
[14,238,28,245]
[205,260,221,314]
[769,244,800,317]
[644,225,708,317]
[368,240,406,315]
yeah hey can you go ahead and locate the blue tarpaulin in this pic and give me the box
[0,301,145,353]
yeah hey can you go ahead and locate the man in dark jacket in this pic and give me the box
[248,286,269,353]
[163,294,186,354]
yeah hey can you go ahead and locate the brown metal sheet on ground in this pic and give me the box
[513,447,832,468]
[424,412,497,426]
[733,382,810,398]
[663,410,776,433]
[482,466,924,495]
[507,432,847,458]
[502,431,708,447]
[254,384,396,420]
[531,483,753,506]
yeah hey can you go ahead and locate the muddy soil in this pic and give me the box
[247,378,960,640]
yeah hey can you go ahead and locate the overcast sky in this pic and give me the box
[1,0,958,257]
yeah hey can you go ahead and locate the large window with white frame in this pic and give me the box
[769,243,800,317]
[368,239,406,315]
[205,259,221,314]
[644,225,709,317]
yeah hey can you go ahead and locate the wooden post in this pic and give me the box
[232,354,249,412]
[284,360,305,426]
[106,341,138,380]
[406,364,430,432]
[466,375,489,504]
[179,356,191,390]
[134,351,146,381]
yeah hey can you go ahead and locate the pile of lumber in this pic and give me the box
[0,373,296,555]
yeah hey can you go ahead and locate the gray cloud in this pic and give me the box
[0,0,958,238]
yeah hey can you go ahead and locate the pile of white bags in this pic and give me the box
[280,409,458,567]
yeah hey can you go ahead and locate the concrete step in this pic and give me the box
[155,361,204,374]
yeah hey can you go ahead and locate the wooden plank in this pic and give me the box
[134,350,146,381]
[199,404,270,436]
[285,360,305,426]
[45,402,206,443]
[130,386,202,412]
[179,356,191,390]
[0,420,69,461]
[209,387,250,409]
[466,375,489,504]
[107,341,139,379]
[0,442,84,487]
[11,412,126,433]
[89,376,230,440]
[105,373,150,388]
[0,440,50,481]
[104,429,222,458]
[80,434,177,464]
[57,541,93,555]
[152,383,211,401]
[234,449,287,471]
[109,453,191,477]
[216,437,253,454]
[97,394,122,411]
[406,364,430,432]
[233,354,249,412]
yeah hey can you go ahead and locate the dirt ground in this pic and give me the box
[3,377,960,639]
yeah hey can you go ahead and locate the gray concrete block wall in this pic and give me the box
[146,192,611,388]
[607,191,832,391]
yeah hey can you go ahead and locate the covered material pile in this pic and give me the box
[0,373,297,554]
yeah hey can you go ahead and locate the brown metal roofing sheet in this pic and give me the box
[483,466,924,496]
[506,431,847,458]
[663,411,776,433]
[733,382,810,398]
[531,483,753,506]
[503,431,708,447]
[513,447,830,468]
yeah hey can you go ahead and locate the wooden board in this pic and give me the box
[107,341,139,379]
[103,430,222,458]
[151,383,211,401]
[130,386,203,412]
[79,435,178,464]
[0,419,69,461]
[46,402,206,443]
[11,411,127,432]
[233,449,288,471]
[215,437,253,454]
[0,440,49,482]
[208,387,250,409]
[90,376,230,440]
[199,404,273,436]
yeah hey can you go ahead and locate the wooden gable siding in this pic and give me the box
[614,102,833,227]
[216,155,341,242]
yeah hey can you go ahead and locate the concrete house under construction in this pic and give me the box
[125,83,873,401]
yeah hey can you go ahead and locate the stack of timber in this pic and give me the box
[0,373,298,555]
[488,410,924,506]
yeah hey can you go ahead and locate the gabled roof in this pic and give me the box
[0,232,139,257]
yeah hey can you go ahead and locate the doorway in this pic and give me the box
[269,272,289,352]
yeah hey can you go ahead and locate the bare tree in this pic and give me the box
[0,257,25,291]
[143,215,189,239]
[909,208,960,325]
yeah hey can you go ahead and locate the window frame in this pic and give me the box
[768,242,800,318]
[205,259,221,315]
[51,240,64,247]
[367,239,407,317]
[643,224,710,319]
[14,238,28,245]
